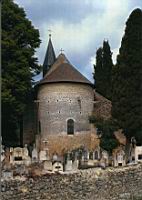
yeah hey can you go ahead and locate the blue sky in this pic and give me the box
[14,0,142,81]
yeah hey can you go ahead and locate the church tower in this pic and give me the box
[43,34,56,77]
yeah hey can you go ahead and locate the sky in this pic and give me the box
[14,0,142,82]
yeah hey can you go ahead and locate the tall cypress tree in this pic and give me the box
[112,8,142,144]
[102,40,113,100]
[94,47,103,93]
[94,41,113,100]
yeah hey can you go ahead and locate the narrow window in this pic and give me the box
[67,119,74,135]
[39,121,41,133]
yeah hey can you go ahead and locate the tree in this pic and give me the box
[94,40,113,100]
[89,117,119,154]
[2,0,41,146]
[94,47,103,92]
[111,8,142,144]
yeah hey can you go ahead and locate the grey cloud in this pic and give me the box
[15,0,142,82]
[16,0,105,26]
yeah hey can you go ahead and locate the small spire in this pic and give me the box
[43,30,56,77]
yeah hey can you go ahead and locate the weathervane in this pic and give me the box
[48,29,52,38]
[60,48,64,54]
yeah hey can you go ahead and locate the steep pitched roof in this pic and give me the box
[43,36,56,77]
[38,53,93,86]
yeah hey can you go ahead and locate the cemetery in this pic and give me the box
[1,137,142,181]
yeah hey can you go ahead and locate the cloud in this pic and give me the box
[14,0,142,81]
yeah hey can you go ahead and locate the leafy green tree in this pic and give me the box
[2,0,41,146]
[112,8,142,144]
[94,118,119,154]
[94,41,113,100]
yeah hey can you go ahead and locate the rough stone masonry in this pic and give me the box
[2,164,142,200]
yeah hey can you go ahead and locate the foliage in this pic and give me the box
[94,40,113,100]
[94,47,103,92]
[2,0,41,145]
[111,8,142,144]
[90,116,119,154]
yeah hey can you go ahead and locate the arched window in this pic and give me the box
[67,119,74,135]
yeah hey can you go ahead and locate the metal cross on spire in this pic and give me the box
[48,29,52,38]
[60,48,64,54]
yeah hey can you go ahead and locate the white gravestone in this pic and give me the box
[52,162,63,172]
[43,160,52,171]
[32,148,38,162]
[135,146,142,163]
[65,160,73,171]
[72,160,79,171]
[23,144,29,158]
[39,150,48,161]
[1,146,5,162]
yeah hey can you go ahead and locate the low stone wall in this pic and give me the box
[2,164,142,200]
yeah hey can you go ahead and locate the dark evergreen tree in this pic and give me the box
[94,47,103,92]
[112,8,142,144]
[2,0,41,146]
[94,40,113,100]
[102,40,113,99]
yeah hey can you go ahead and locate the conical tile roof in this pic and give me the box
[38,53,93,87]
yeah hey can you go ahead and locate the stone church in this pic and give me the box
[23,35,111,156]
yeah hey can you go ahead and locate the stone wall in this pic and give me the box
[40,131,100,155]
[2,164,142,200]
[37,82,94,137]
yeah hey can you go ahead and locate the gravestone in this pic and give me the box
[1,146,5,162]
[102,150,109,166]
[12,147,24,165]
[24,156,31,166]
[32,147,38,162]
[39,150,49,161]
[65,160,72,171]
[72,159,79,171]
[52,162,63,172]
[100,158,106,169]
[43,160,52,171]
[82,149,89,161]
[2,170,13,179]
[52,153,58,161]
[23,144,29,158]
[135,146,142,163]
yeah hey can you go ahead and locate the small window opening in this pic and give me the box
[138,154,142,160]
[39,121,41,133]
